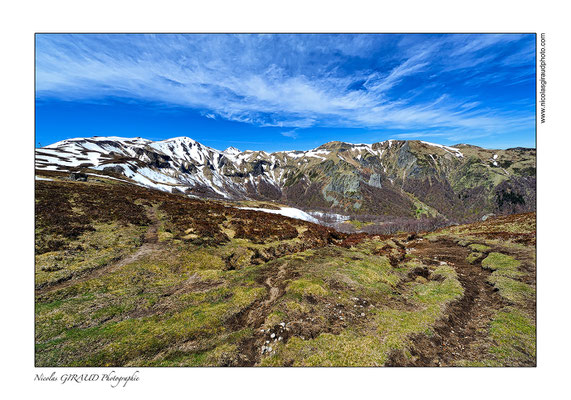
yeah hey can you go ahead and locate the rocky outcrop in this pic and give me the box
[367,173,382,189]
[69,172,88,181]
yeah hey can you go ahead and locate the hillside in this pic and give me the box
[35,174,536,367]
[35,137,536,223]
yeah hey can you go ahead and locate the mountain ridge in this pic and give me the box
[36,136,536,223]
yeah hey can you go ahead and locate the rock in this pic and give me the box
[102,165,124,175]
[407,233,418,241]
[69,172,88,181]
[367,173,382,189]
[179,161,197,174]
[482,213,495,221]
[40,265,63,272]
[252,160,270,176]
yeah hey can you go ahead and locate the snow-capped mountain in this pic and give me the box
[35,136,536,221]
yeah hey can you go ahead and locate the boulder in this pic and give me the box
[102,166,124,175]
[69,172,88,181]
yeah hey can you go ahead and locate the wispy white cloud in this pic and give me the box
[35,34,535,143]
[280,130,298,139]
[448,34,522,57]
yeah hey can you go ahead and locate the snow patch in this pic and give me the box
[238,206,319,224]
[308,211,350,222]
[420,141,464,158]
[137,167,180,184]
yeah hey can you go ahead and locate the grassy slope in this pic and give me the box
[35,173,535,367]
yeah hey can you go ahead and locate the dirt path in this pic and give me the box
[227,261,294,366]
[390,237,505,366]
[36,207,162,296]
[262,263,288,305]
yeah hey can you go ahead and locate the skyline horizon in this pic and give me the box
[37,133,536,152]
[35,33,536,151]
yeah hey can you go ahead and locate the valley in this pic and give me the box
[35,137,536,232]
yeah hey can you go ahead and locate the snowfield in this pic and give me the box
[238,206,320,224]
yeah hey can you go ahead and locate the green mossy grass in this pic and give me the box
[468,243,491,252]
[458,307,535,366]
[261,257,463,366]
[481,252,534,303]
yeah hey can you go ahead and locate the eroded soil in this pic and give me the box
[388,237,507,366]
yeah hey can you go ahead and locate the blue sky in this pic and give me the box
[35,34,536,151]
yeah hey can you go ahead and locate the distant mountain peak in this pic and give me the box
[316,141,361,151]
[224,146,241,155]
[163,136,197,144]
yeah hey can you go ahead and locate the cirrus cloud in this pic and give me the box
[35,33,536,144]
